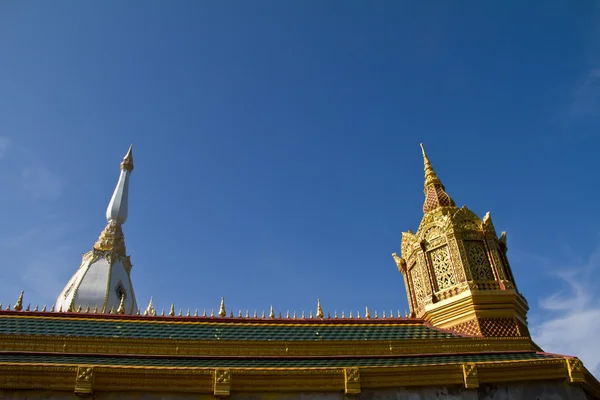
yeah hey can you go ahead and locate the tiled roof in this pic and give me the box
[0,351,559,368]
[0,313,459,341]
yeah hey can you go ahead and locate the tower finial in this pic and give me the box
[121,144,134,171]
[420,143,442,187]
[419,144,455,213]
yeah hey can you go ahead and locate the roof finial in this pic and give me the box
[117,295,126,314]
[169,303,175,317]
[420,144,455,213]
[269,305,275,319]
[219,297,226,317]
[14,291,24,311]
[365,306,371,319]
[316,299,324,319]
[145,297,156,316]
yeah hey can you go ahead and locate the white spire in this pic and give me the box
[56,145,138,314]
[106,145,133,224]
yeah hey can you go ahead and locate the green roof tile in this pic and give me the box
[0,314,459,341]
[0,352,559,368]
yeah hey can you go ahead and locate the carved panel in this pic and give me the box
[429,246,455,290]
[464,241,494,281]
[489,246,507,280]
[410,264,425,308]
[417,255,433,299]
[446,236,466,282]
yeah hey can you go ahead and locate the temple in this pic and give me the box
[0,145,598,400]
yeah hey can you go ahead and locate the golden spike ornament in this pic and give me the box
[245,310,249,318]
[117,295,126,315]
[238,310,242,318]
[14,291,24,311]
[136,308,140,315]
[194,309,198,317]
[34,304,39,312]
[301,311,305,319]
[6,304,11,311]
[93,305,98,313]
[50,305,55,312]
[25,304,30,312]
[309,310,314,318]
[278,312,282,318]
[203,309,207,317]
[178,308,183,317]
[316,298,324,318]
[0,303,3,311]
[160,308,165,316]
[253,310,258,318]
[229,310,234,317]
[42,305,47,312]
[341,311,345,318]
[262,310,266,319]
[334,311,338,318]
[168,303,175,317]
[365,306,371,319]
[383,310,386,318]
[211,309,215,317]
[85,305,90,313]
[375,310,379,319]
[327,312,331,318]
[269,305,275,319]
[77,305,82,313]
[219,297,226,317]
[349,311,353,318]
[286,310,290,318]
[293,310,297,319]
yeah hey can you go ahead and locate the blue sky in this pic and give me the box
[2,1,600,373]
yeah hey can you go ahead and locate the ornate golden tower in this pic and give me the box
[392,144,529,337]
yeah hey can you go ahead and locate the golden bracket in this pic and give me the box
[566,358,585,384]
[214,369,231,397]
[74,366,94,395]
[462,363,479,389]
[344,367,361,395]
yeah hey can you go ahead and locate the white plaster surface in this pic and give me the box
[0,381,592,400]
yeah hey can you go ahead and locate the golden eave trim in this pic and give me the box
[0,334,536,357]
[1,358,597,397]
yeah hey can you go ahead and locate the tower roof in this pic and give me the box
[420,144,456,213]
[56,146,138,314]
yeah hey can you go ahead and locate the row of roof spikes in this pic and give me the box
[2,293,411,319]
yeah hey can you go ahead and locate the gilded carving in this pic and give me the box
[464,241,494,281]
[462,363,479,389]
[429,246,455,289]
[214,368,231,396]
[410,264,425,308]
[94,221,127,259]
[344,367,361,394]
[74,366,94,394]
[566,358,585,383]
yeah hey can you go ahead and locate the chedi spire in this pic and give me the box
[420,144,455,213]
[56,146,138,314]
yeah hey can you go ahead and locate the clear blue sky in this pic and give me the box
[1,1,600,371]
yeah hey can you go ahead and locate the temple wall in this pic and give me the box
[0,382,592,400]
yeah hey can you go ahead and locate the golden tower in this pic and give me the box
[393,144,529,337]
